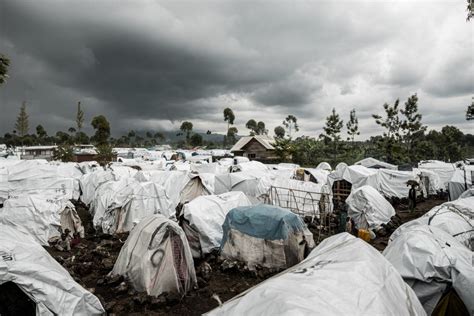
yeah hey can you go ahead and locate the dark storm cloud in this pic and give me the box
[0,0,472,137]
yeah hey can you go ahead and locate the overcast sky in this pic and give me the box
[0,0,472,139]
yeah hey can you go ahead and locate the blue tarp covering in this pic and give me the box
[221,204,306,246]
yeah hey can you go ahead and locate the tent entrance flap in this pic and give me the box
[0,281,36,316]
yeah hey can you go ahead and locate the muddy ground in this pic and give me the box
[45,197,446,315]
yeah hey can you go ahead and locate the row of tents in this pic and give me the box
[0,155,473,315]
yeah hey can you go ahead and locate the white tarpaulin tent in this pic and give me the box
[355,157,398,170]
[207,233,425,316]
[0,160,81,203]
[316,161,332,171]
[0,225,105,315]
[220,205,315,271]
[327,165,378,191]
[111,214,196,297]
[376,169,420,199]
[418,160,457,188]
[0,195,84,246]
[346,185,395,230]
[181,192,253,257]
[384,225,474,315]
[390,197,474,250]
[447,165,473,200]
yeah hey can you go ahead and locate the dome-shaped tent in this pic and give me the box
[111,214,197,297]
[221,205,314,270]
[0,225,105,315]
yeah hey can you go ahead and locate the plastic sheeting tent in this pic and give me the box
[221,205,314,270]
[418,160,457,188]
[111,215,196,297]
[390,197,474,251]
[376,169,420,199]
[316,161,331,171]
[355,157,397,170]
[346,185,395,230]
[0,225,105,315]
[328,165,378,191]
[230,161,269,173]
[384,225,474,315]
[0,195,84,246]
[0,160,81,203]
[447,165,473,200]
[181,192,253,257]
[207,233,425,316]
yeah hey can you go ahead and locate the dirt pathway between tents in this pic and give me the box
[44,197,446,315]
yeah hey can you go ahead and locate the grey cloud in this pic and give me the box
[0,0,472,137]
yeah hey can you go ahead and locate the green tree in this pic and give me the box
[467,98,474,120]
[224,108,235,146]
[283,115,299,138]
[180,121,193,144]
[223,108,235,130]
[346,109,360,142]
[154,132,165,143]
[91,115,110,145]
[36,125,47,139]
[256,121,267,135]
[372,99,402,163]
[468,0,473,21]
[400,94,426,163]
[190,133,203,147]
[322,108,344,163]
[68,127,76,134]
[53,144,74,162]
[15,102,29,138]
[55,131,72,145]
[227,127,238,145]
[273,137,294,162]
[95,143,115,166]
[274,126,285,139]
[245,119,257,135]
[0,54,10,85]
[76,101,84,132]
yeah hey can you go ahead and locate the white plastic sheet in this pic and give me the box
[384,225,474,315]
[111,215,196,297]
[182,192,253,256]
[346,185,395,230]
[0,225,105,315]
[208,233,425,316]
[0,195,84,246]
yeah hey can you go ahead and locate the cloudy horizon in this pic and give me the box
[0,0,472,139]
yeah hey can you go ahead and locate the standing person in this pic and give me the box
[408,183,417,212]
